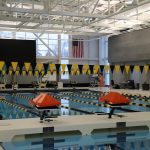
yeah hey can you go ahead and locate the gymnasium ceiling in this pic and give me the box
[0,0,150,36]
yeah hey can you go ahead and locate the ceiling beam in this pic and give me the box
[0,15,83,26]
[67,0,150,32]
[0,6,108,18]
[0,24,105,36]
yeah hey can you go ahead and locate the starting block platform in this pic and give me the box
[1,112,150,142]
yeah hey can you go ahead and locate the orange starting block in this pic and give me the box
[99,92,130,118]
[30,93,61,122]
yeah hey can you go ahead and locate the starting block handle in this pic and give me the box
[108,107,116,119]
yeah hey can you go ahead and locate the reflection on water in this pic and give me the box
[61,98,69,116]
[1,128,150,150]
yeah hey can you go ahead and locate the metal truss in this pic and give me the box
[0,0,149,36]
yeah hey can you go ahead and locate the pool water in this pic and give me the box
[1,91,150,120]
[1,128,150,150]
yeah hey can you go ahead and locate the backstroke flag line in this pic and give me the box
[72,39,84,58]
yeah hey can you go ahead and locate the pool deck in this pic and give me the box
[1,112,150,142]
[90,87,150,96]
[0,87,149,96]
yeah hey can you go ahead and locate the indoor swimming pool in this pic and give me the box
[1,90,150,150]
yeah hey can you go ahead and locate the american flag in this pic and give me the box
[72,39,84,58]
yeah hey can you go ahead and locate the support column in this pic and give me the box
[57,35,61,82]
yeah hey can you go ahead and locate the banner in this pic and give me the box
[93,65,99,74]
[41,70,45,76]
[11,62,18,72]
[100,65,104,73]
[49,64,55,72]
[36,63,43,72]
[89,65,93,74]
[0,61,4,71]
[125,65,130,74]
[35,70,39,77]
[29,70,32,76]
[61,64,66,72]
[47,70,51,75]
[55,64,60,74]
[22,71,26,76]
[24,62,31,72]
[110,65,114,73]
[139,66,144,73]
[130,65,134,73]
[105,65,109,73]
[67,64,72,74]
[115,65,120,74]
[134,65,139,73]
[72,64,78,71]
[1,62,150,77]
[9,70,13,75]
[2,70,5,75]
[78,65,83,74]
[16,71,20,76]
[120,66,125,74]
[43,64,48,75]
[82,64,89,74]
[144,65,149,73]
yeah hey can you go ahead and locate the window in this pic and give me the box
[0,31,69,59]
[16,32,25,39]
[0,31,13,39]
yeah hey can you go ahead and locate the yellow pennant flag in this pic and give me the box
[134,65,139,73]
[9,70,13,75]
[87,70,91,75]
[105,65,109,73]
[11,62,18,71]
[41,71,45,76]
[22,71,26,76]
[24,62,31,72]
[125,65,130,74]
[61,64,66,72]
[93,65,99,74]
[144,65,149,73]
[16,71,19,76]
[115,65,120,74]
[0,61,4,71]
[82,70,87,75]
[35,71,39,76]
[82,64,89,74]
[72,64,78,71]
[77,70,80,75]
[83,64,89,70]
[2,70,5,75]
[49,64,55,72]
[29,71,32,76]
[37,63,43,72]
[47,71,51,75]
[71,70,74,75]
